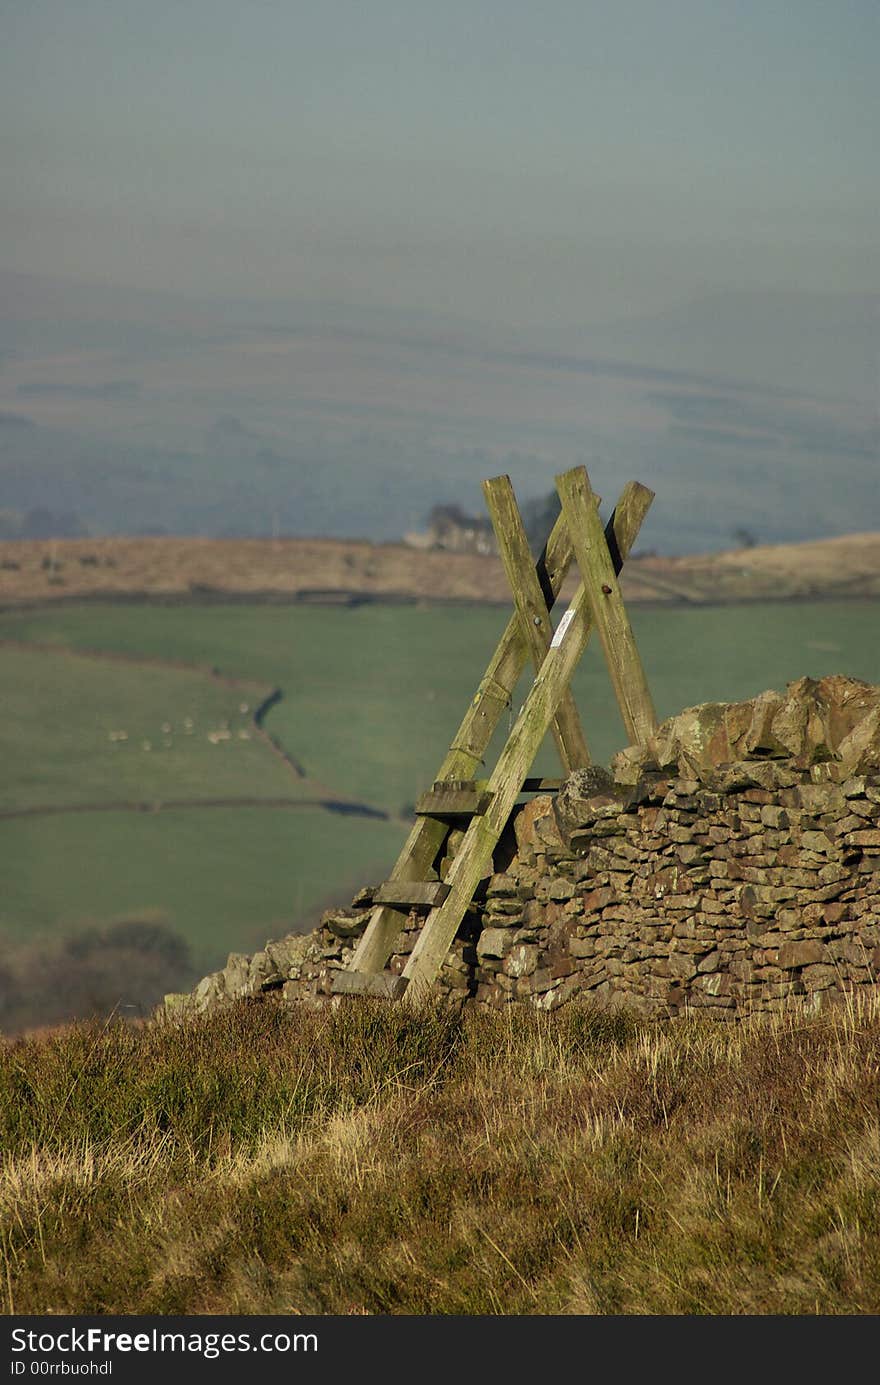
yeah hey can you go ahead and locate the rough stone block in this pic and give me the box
[476,927,515,960]
[321,907,370,939]
[517,967,558,996]
[484,899,523,917]
[846,829,880,848]
[504,943,540,978]
[777,940,827,969]
[800,964,839,991]
[668,952,698,980]
[486,872,519,898]
[569,937,597,959]
[223,952,251,996]
[514,795,567,853]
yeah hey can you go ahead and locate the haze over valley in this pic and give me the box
[1,269,877,554]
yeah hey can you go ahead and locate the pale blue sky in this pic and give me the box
[3,0,878,325]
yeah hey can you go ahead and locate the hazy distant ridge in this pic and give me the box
[1,270,877,554]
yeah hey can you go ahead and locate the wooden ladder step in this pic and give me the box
[330,969,410,1001]
[415,786,493,817]
[373,880,451,909]
[431,777,563,794]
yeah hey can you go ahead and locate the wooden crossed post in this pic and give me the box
[333,464,656,1001]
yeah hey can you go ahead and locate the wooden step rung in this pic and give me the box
[433,776,563,796]
[330,969,410,1001]
[373,880,450,909]
[415,786,493,817]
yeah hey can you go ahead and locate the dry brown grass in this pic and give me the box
[1,994,879,1315]
[1,531,879,609]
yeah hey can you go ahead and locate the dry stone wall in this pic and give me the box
[165,676,880,1023]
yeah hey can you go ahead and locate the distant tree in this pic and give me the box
[1,918,197,1033]
[732,527,757,550]
[22,507,88,539]
[425,503,474,536]
[520,491,562,554]
[424,492,565,556]
[424,503,495,553]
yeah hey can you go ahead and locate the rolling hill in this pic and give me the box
[1,529,879,609]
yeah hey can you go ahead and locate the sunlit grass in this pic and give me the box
[2,995,878,1315]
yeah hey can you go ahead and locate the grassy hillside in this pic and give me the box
[3,599,880,811]
[0,809,404,1034]
[1,996,878,1315]
[0,808,401,958]
[0,646,301,810]
[1,597,878,1030]
[0,638,404,977]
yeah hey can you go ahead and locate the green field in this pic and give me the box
[0,646,305,810]
[0,808,404,960]
[1,598,878,1000]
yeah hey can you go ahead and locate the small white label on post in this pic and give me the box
[550,607,575,649]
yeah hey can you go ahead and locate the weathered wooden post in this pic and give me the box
[335,466,656,1000]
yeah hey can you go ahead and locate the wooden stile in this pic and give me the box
[400,474,654,996]
[346,497,588,978]
[337,468,655,998]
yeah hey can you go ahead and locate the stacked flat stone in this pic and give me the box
[164,675,880,1022]
[456,762,879,1018]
